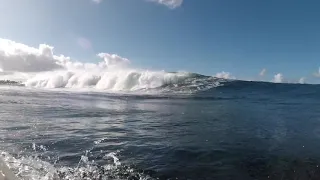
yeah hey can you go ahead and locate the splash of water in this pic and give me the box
[1,150,153,180]
[1,139,155,180]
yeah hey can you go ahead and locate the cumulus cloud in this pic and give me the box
[273,73,284,83]
[149,0,183,9]
[298,77,305,84]
[0,38,66,72]
[0,38,130,73]
[97,53,130,67]
[259,68,267,76]
[215,71,235,79]
[313,67,320,77]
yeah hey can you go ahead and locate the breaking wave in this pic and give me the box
[0,70,225,93]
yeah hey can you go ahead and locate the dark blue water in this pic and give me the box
[1,80,320,180]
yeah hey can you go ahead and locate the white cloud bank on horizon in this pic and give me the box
[273,73,284,83]
[0,39,64,72]
[0,38,129,72]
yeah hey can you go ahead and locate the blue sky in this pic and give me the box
[1,0,320,83]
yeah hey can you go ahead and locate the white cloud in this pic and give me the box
[92,0,102,4]
[149,0,183,9]
[0,38,129,72]
[313,67,320,77]
[259,68,267,76]
[97,53,130,67]
[273,73,284,83]
[298,77,305,84]
[0,38,65,72]
[215,71,235,79]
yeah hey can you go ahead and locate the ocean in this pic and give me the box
[0,77,320,180]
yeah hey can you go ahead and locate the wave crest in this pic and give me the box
[21,70,221,92]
